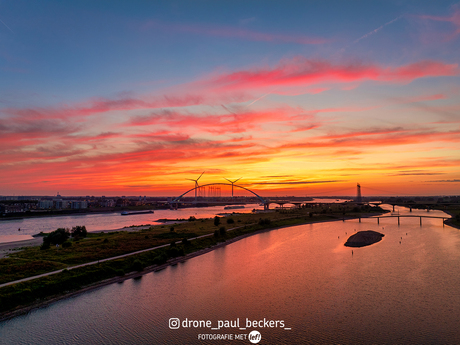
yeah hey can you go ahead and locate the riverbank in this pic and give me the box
[0,225,157,259]
[0,211,385,322]
[442,210,460,230]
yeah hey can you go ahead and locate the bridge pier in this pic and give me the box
[393,205,395,212]
[420,216,422,226]
[398,216,400,225]
[377,217,379,225]
[359,217,361,223]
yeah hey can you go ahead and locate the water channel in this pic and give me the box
[1,205,459,344]
[0,204,264,243]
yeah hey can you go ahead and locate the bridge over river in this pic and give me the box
[371,215,450,226]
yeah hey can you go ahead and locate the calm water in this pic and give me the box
[0,204,262,243]
[1,205,459,344]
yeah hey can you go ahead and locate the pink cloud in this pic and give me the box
[404,93,447,103]
[126,106,306,134]
[419,8,460,39]
[200,58,458,94]
[1,94,207,121]
[2,58,455,125]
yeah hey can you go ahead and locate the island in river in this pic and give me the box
[344,230,384,247]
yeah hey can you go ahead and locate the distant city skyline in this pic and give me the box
[1,1,459,196]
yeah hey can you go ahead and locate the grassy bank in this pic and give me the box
[0,204,384,317]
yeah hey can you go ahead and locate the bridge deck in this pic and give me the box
[368,214,450,226]
[376,215,449,219]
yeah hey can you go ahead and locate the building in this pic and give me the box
[71,201,88,209]
[39,200,54,209]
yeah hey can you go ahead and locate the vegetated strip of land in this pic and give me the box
[0,204,385,320]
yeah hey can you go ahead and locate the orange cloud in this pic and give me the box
[280,128,460,150]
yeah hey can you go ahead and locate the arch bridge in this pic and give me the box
[170,183,270,210]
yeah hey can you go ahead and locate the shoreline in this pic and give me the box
[441,210,460,230]
[0,213,381,322]
[0,225,156,259]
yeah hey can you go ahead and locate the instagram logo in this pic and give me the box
[169,318,180,329]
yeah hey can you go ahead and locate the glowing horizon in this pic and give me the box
[1,2,459,197]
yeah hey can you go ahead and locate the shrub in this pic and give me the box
[62,241,72,248]
[40,242,50,250]
[182,238,189,245]
[115,269,125,276]
[132,260,144,272]
[214,216,220,226]
[44,228,70,245]
[188,216,196,221]
[167,246,184,258]
[71,225,87,239]
[154,253,168,265]
[170,226,175,232]
[219,226,226,236]
[258,218,271,226]
[214,230,219,238]
[103,238,109,243]
[226,218,234,224]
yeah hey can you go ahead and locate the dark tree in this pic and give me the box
[214,216,220,226]
[71,225,87,239]
[44,228,70,245]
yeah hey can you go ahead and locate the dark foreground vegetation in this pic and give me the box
[0,203,384,317]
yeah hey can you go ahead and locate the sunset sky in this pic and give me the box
[1,1,459,197]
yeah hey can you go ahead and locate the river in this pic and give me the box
[0,204,263,243]
[1,205,459,344]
